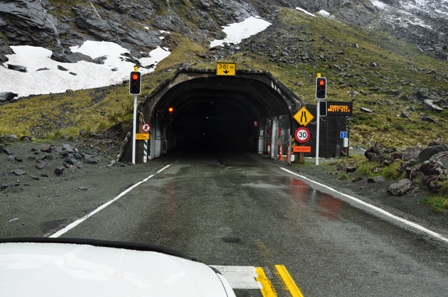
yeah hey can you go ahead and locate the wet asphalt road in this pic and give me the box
[57,151,448,297]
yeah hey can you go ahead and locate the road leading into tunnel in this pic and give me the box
[56,152,448,297]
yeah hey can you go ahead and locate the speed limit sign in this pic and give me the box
[295,127,311,143]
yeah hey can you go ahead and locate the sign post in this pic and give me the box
[293,107,314,164]
[295,126,311,163]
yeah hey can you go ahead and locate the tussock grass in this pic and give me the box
[425,196,448,213]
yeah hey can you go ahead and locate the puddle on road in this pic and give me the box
[289,178,342,220]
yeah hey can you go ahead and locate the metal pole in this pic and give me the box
[143,140,148,163]
[315,102,320,166]
[132,94,137,165]
[271,118,279,160]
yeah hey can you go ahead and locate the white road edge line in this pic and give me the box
[48,164,172,238]
[280,167,448,245]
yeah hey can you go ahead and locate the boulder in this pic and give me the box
[387,179,412,196]
[0,92,18,103]
[7,64,27,72]
[35,160,47,170]
[393,146,421,161]
[11,169,27,176]
[41,145,52,153]
[430,151,448,168]
[419,160,444,176]
[3,148,13,155]
[423,99,444,111]
[418,143,448,162]
[54,166,65,175]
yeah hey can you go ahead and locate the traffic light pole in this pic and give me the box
[315,74,327,166]
[132,94,137,165]
[315,100,320,166]
[129,66,141,165]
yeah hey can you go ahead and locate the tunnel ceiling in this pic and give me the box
[158,77,288,120]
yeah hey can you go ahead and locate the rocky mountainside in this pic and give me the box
[369,0,448,58]
[0,0,447,66]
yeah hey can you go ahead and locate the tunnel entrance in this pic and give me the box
[119,68,302,163]
[157,73,297,154]
[119,67,347,164]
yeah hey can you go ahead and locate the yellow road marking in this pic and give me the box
[256,267,278,297]
[275,265,304,297]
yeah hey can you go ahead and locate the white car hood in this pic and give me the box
[0,242,235,297]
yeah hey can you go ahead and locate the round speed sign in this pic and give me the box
[295,127,311,143]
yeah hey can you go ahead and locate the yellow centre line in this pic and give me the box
[256,267,278,297]
[275,265,304,297]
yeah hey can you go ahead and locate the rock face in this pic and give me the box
[369,0,448,59]
[0,0,446,64]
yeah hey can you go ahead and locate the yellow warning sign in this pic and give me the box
[216,62,236,76]
[293,106,314,126]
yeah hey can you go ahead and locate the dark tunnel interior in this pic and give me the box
[155,75,290,153]
[167,97,258,152]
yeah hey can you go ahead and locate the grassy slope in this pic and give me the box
[1,8,447,145]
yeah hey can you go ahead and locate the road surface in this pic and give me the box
[34,152,448,296]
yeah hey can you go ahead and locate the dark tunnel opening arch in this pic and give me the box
[120,68,304,163]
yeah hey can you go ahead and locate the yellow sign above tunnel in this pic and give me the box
[216,62,236,76]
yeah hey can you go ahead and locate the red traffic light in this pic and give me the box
[129,71,141,95]
[168,106,174,113]
[316,77,327,99]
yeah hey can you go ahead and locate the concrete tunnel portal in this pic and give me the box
[120,68,347,163]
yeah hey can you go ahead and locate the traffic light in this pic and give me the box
[319,100,327,117]
[129,71,141,95]
[168,106,174,114]
[316,77,327,99]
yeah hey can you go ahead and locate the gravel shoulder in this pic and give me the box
[1,139,447,245]
[0,139,171,238]
[285,155,448,242]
